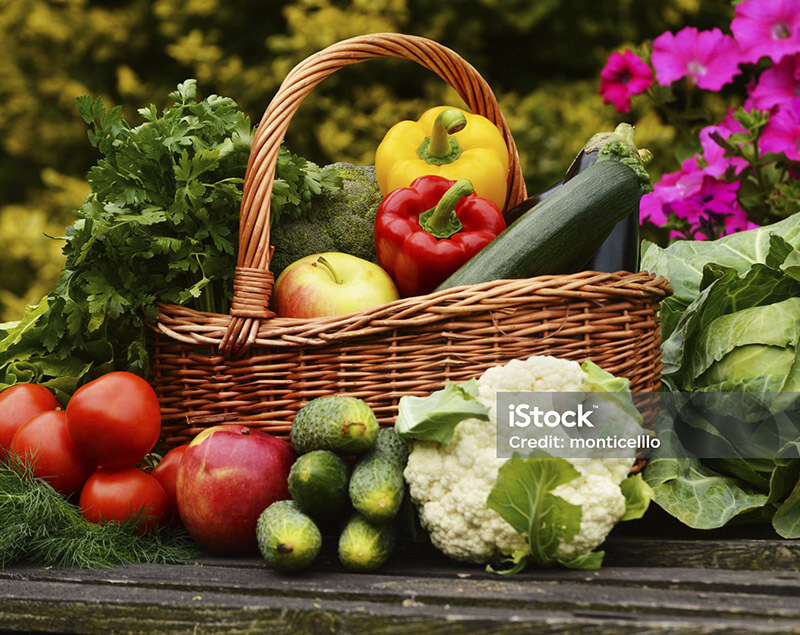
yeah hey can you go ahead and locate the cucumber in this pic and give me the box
[288,450,350,520]
[435,148,649,290]
[372,425,410,463]
[349,428,409,522]
[291,396,379,455]
[349,455,404,523]
[338,513,397,572]
[256,500,322,572]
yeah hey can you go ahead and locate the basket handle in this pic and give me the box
[221,32,528,357]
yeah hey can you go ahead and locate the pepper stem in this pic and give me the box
[429,109,467,157]
[314,256,341,284]
[417,109,467,165]
[419,179,474,239]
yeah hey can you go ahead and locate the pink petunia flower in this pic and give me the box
[654,158,706,201]
[670,228,707,241]
[641,158,749,240]
[598,50,654,113]
[639,158,705,226]
[671,178,742,240]
[761,97,800,160]
[750,53,800,109]
[652,27,742,90]
[699,111,748,177]
[640,192,668,226]
[724,204,760,234]
[731,0,800,65]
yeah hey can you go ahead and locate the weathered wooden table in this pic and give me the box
[2,517,800,634]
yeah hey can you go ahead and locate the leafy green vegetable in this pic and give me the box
[395,379,489,445]
[644,430,770,530]
[642,216,800,534]
[641,213,800,338]
[619,473,654,522]
[270,149,343,226]
[0,456,198,569]
[487,457,588,572]
[694,297,800,390]
[0,80,341,396]
[581,359,630,393]
[774,478,800,539]
[487,457,654,573]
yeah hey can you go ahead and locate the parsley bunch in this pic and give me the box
[0,80,340,400]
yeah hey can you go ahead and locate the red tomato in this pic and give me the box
[66,372,161,468]
[0,384,59,452]
[150,444,188,518]
[10,410,94,496]
[80,467,169,534]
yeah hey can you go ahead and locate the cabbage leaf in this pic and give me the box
[642,216,800,534]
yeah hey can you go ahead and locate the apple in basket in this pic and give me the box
[272,252,399,318]
[176,425,295,555]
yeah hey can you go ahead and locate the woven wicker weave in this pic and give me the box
[150,33,671,447]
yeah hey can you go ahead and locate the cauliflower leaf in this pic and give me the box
[487,458,653,572]
[619,473,654,522]
[396,379,489,445]
[487,456,593,571]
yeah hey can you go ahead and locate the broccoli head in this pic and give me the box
[269,163,383,276]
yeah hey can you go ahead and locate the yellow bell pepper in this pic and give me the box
[375,106,510,209]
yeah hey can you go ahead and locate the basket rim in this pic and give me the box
[155,269,672,349]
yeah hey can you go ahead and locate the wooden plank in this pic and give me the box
[186,536,800,573]
[3,556,800,622]
[3,537,800,633]
[604,537,800,571]
[2,576,800,634]
[4,559,800,605]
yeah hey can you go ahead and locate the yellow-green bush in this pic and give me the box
[0,0,732,321]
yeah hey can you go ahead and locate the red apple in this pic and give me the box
[272,252,399,318]
[176,425,294,555]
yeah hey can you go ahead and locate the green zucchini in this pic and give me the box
[435,128,651,290]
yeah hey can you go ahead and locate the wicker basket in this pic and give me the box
[150,33,671,447]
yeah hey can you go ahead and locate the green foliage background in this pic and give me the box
[0,0,733,322]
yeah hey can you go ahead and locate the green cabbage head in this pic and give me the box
[640,215,800,536]
[692,297,800,393]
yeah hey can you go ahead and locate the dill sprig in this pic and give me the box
[0,456,200,569]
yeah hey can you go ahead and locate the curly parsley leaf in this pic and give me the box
[0,79,341,396]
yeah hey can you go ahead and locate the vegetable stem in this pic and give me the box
[419,179,473,239]
[418,109,467,164]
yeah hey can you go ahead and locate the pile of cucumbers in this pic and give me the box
[257,396,410,573]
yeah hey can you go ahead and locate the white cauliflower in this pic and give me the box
[403,355,637,565]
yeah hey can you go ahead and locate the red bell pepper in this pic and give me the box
[374,175,506,297]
